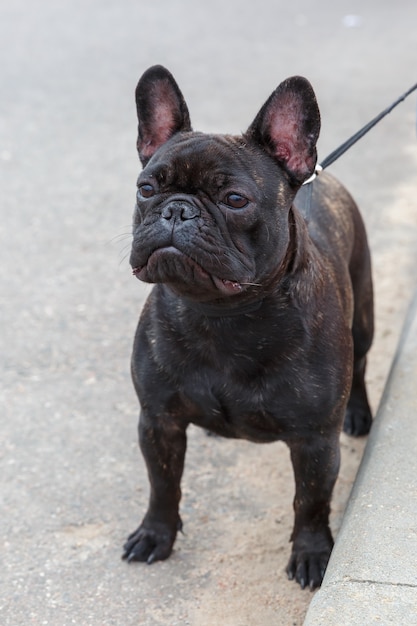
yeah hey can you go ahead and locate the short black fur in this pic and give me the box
[123,66,373,590]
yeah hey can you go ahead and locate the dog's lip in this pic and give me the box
[211,275,243,294]
[131,247,244,295]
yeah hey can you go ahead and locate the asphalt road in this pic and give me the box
[1,1,417,624]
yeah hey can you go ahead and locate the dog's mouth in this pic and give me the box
[131,247,245,296]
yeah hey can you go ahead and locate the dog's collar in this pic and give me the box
[183,297,264,318]
[302,164,322,185]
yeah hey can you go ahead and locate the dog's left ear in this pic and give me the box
[135,65,192,165]
[246,76,321,185]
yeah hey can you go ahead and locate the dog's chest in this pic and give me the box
[179,359,320,442]
[161,322,326,441]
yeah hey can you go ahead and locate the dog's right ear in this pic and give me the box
[135,65,192,166]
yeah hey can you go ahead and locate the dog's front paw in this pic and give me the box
[122,517,182,564]
[286,530,333,590]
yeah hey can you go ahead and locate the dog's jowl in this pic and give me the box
[122,65,373,589]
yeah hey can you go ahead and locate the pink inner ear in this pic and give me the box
[274,141,292,163]
[274,135,311,173]
[139,104,176,159]
[139,80,184,159]
[267,104,313,178]
[152,101,178,145]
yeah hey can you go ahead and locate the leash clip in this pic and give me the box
[302,164,322,185]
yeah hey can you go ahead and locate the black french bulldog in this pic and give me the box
[122,65,373,590]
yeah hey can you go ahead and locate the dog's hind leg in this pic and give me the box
[344,228,374,436]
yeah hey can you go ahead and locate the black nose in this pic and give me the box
[161,202,200,221]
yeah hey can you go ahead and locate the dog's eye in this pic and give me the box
[138,183,155,199]
[224,193,248,209]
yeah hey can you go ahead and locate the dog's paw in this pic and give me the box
[286,530,333,590]
[122,518,181,564]
[343,406,372,437]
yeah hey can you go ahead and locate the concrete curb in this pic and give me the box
[304,289,417,625]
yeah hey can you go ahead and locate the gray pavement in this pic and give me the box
[304,289,417,625]
[2,1,417,624]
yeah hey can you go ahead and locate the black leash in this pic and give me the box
[302,81,417,219]
[320,81,417,170]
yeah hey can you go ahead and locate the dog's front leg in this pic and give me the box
[286,433,340,589]
[123,411,186,564]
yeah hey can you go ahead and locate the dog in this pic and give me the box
[122,65,373,589]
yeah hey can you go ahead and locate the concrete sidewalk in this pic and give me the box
[304,289,417,625]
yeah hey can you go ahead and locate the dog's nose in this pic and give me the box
[161,202,200,221]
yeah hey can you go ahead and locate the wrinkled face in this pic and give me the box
[130,133,295,302]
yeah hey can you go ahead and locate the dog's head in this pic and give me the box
[130,65,320,303]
